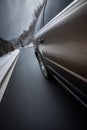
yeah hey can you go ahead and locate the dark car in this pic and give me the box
[33,0,87,107]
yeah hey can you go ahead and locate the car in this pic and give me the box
[33,0,87,107]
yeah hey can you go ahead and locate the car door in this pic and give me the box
[38,0,87,103]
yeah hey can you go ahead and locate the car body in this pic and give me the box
[33,0,87,107]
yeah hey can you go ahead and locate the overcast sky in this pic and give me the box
[0,0,43,40]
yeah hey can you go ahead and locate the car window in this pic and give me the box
[35,7,44,34]
[44,0,74,25]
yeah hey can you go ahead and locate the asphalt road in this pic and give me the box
[0,46,87,130]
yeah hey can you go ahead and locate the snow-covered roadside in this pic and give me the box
[0,50,20,102]
[0,50,20,84]
[0,56,19,102]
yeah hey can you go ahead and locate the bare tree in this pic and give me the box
[17,2,44,47]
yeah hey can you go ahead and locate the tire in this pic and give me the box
[37,54,50,79]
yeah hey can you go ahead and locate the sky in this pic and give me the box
[0,0,43,40]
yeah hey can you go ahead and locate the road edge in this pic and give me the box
[0,53,20,102]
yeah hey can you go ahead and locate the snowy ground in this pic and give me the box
[0,50,20,83]
[0,50,20,102]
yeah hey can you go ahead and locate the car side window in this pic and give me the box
[35,7,44,34]
[44,0,74,25]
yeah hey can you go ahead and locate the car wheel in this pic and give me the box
[38,54,50,79]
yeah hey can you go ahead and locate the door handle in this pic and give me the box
[38,38,45,43]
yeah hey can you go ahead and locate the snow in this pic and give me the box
[0,50,20,83]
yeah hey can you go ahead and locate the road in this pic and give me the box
[0,46,87,130]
